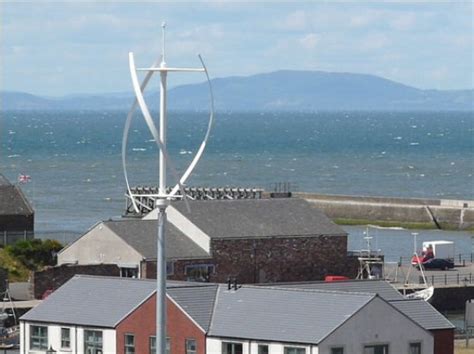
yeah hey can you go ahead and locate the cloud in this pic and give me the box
[360,33,391,51]
[389,12,417,31]
[299,33,320,50]
[284,10,308,31]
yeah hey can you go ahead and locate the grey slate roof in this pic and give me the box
[168,284,218,331]
[104,219,210,260]
[21,276,156,327]
[0,174,34,216]
[390,299,455,330]
[209,285,374,344]
[172,198,346,239]
[270,279,405,301]
[20,276,217,328]
[266,280,454,331]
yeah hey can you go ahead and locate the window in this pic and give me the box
[125,334,135,354]
[258,344,269,354]
[409,343,421,354]
[364,344,389,354]
[61,328,71,349]
[186,339,197,354]
[150,336,170,354]
[331,348,344,354]
[84,330,103,354]
[30,325,48,350]
[167,261,174,275]
[185,264,215,282]
[120,267,138,278]
[284,347,306,354]
[222,342,243,354]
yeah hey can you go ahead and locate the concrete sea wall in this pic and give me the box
[296,193,474,230]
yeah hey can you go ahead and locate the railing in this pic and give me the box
[397,253,474,266]
[0,230,34,246]
[419,273,474,286]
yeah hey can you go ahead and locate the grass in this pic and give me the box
[333,218,438,230]
[0,248,31,282]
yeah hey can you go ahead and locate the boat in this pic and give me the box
[405,286,434,302]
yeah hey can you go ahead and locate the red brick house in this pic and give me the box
[21,276,213,354]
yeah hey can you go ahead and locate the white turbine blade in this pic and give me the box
[169,54,215,197]
[122,54,161,213]
[137,67,205,72]
[128,52,190,212]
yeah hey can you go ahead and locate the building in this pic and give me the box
[0,174,34,244]
[57,219,210,279]
[57,198,356,284]
[21,275,439,354]
[20,276,210,354]
[264,279,455,354]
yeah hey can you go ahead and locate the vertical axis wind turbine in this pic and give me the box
[122,22,214,354]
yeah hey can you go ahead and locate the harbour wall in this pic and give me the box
[296,193,474,230]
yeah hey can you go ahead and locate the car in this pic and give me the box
[416,258,455,270]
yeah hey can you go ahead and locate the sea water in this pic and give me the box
[0,110,472,244]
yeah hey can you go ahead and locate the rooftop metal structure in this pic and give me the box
[125,186,264,216]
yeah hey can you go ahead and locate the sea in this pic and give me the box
[0,110,473,251]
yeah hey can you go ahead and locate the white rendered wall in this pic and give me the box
[320,297,434,354]
[57,223,143,268]
[21,321,116,354]
[145,205,211,252]
[207,337,317,354]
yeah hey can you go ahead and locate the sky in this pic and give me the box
[1,1,473,96]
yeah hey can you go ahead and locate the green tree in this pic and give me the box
[5,239,63,271]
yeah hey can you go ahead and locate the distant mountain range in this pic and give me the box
[1,71,472,111]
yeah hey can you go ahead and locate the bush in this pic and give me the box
[5,239,63,271]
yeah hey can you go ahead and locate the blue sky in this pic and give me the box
[1,1,472,96]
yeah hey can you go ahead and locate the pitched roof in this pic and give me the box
[171,198,346,239]
[104,219,210,260]
[208,285,374,344]
[20,276,156,327]
[390,299,455,330]
[0,174,34,216]
[265,280,454,331]
[168,284,218,331]
[269,279,404,301]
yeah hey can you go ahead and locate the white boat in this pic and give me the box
[405,286,434,302]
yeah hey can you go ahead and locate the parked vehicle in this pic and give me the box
[416,258,454,271]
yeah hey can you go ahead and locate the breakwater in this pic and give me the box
[296,193,474,231]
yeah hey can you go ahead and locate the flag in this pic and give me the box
[18,174,31,184]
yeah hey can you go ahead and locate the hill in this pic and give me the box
[1,71,472,111]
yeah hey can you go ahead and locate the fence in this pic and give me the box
[419,272,474,286]
[398,253,474,266]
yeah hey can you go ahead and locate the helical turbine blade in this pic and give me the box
[128,52,190,212]
[169,54,215,197]
[122,56,161,213]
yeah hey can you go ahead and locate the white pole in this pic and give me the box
[412,232,418,254]
[157,21,168,354]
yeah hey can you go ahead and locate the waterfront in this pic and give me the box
[1,110,472,237]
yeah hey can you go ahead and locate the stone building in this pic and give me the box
[0,174,34,245]
[57,198,357,285]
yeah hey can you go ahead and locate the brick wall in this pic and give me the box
[210,235,352,283]
[432,329,454,354]
[146,235,357,284]
[33,264,120,299]
[116,294,206,354]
